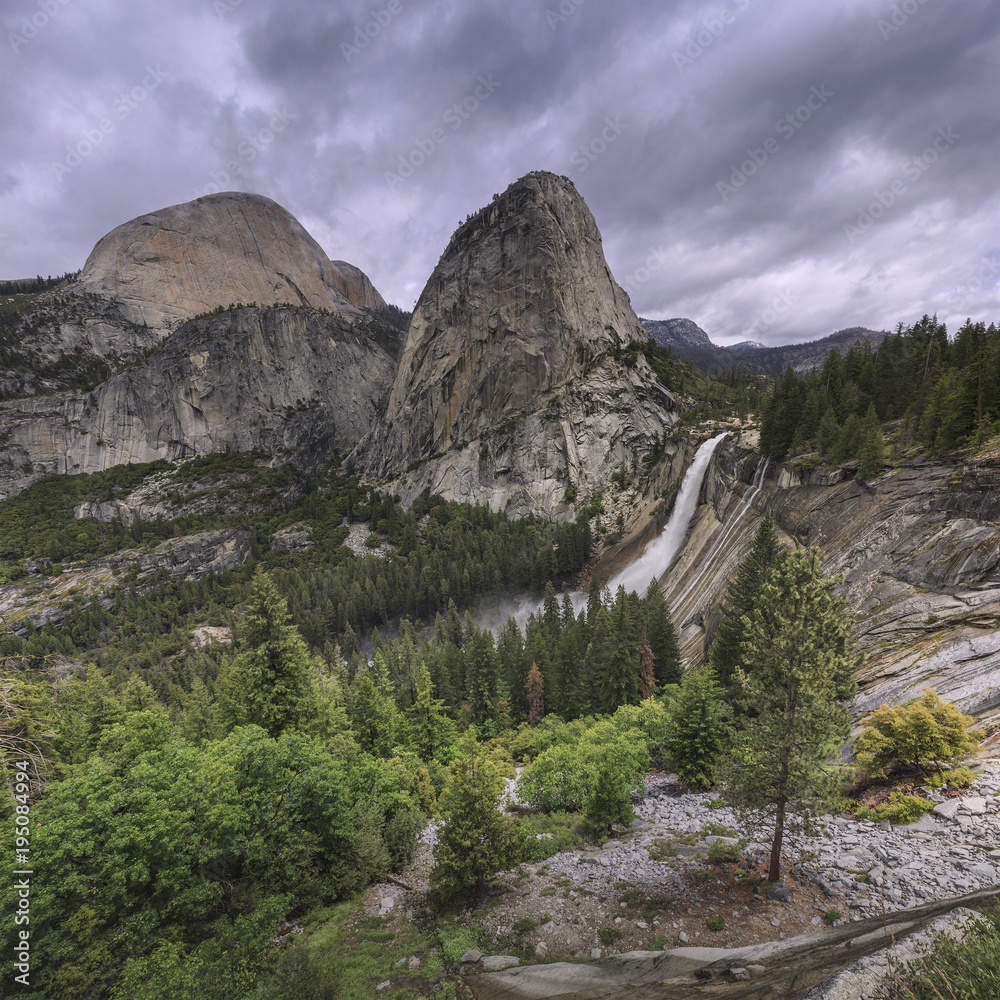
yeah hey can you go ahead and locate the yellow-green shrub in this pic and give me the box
[855,688,982,777]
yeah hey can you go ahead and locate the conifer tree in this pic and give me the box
[709,512,781,688]
[722,548,858,882]
[407,662,454,761]
[858,405,886,482]
[666,665,724,790]
[526,662,545,727]
[643,582,681,685]
[218,568,312,736]
[638,636,657,700]
[430,741,526,901]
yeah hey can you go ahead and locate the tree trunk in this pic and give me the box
[769,791,787,883]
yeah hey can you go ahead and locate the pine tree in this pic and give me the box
[638,635,657,700]
[429,741,526,901]
[858,405,886,482]
[407,662,454,761]
[218,568,313,736]
[709,512,781,688]
[721,548,859,882]
[643,582,681,685]
[526,662,544,727]
[665,665,725,790]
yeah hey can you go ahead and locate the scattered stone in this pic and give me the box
[480,956,520,972]
[767,883,794,902]
[730,968,751,981]
[934,799,962,820]
[460,949,482,964]
[376,982,391,992]
[678,931,689,943]
[591,948,602,959]
[407,956,421,970]
[535,942,548,958]
[770,918,781,927]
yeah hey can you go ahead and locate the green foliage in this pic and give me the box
[706,916,725,931]
[438,925,482,964]
[885,905,1000,1000]
[707,840,742,864]
[824,909,842,926]
[519,811,587,861]
[856,791,935,824]
[709,512,781,689]
[430,741,527,901]
[665,666,725,791]
[598,925,623,945]
[721,547,859,882]
[855,689,982,778]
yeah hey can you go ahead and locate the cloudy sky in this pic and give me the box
[2,0,998,345]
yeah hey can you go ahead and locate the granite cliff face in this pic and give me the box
[365,172,679,517]
[660,439,1000,725]
[0,306,396,498]
[72,191,384,330]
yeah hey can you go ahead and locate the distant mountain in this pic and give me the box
[639,317,888,376]
[641,317,714,351]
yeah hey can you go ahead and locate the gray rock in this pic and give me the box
[767,883,794,902]
[730,968,751,981]
[459,949,482,964]
[480,956,519,972]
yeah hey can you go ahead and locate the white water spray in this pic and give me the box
[670,454,768,612]
[607,432,728,597]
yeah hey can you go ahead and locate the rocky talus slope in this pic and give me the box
[0,306,397,499]
[365,171,679,518]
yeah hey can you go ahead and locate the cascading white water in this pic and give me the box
[669,454,769,612]
[607,431,729,597]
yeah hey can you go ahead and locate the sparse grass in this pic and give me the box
[707,840,742,864]
[824,909,842,926]
[707,916,725,931]
[539,887,556,897]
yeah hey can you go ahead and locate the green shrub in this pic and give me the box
[439,925,481,963]
[855,688,982,777]
[824,909,842,926]
[598,926,623,945]
[519,811,587,862]
[885,905,1000,999]
[856,791,935,824]
[707,840,742,864]
[707,916,725,931]
[364,533,381,548]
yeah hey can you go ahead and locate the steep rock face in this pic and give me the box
[0,306,396,498]
[662,441,1000,724]
[366,171,678,517]
[72,192,385,330]
[641,317,714,351]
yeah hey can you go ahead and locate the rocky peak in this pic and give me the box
[72,192,385,330]
[641,317,714,351]
[365,171,676,516]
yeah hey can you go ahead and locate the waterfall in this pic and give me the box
[670,454,768,612]
[607,432,729,597]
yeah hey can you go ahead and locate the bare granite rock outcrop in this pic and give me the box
[365,171,679,518]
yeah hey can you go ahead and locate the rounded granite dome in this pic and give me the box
[74,191,384,329]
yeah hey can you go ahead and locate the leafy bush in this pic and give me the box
[855,688,982,777]
[707,916,725,931]
[824,909,842,926]
[516,719,648,818]
[598,925,623,945]
[856,791,935,824]
[439,925,481,963]
[364,533,381,548]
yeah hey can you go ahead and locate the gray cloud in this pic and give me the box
[1,0,998,344]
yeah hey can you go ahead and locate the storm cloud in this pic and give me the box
[2,0,998,344]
